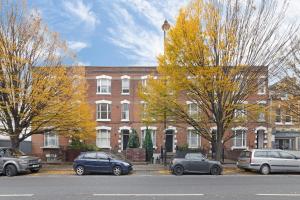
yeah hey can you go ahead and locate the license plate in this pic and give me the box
[32,165,39,168]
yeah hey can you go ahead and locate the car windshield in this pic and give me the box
[3,149,25,157]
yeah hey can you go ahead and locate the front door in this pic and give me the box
[122,130,130,150]
[165,130,173,152]
[257,130,265,149]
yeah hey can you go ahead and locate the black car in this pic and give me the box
[170,153,222,175]
[73,151,132,176]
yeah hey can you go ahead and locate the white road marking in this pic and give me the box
[257,194,300,196]
[0,194,34,197]
[93,193,204,197]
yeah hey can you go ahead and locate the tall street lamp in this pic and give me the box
[161,19,170,131]
[161,20,170,161]
[162,20,170,53]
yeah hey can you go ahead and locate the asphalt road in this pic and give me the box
[1,174,300,200]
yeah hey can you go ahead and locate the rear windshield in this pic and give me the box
[239,151,251,158]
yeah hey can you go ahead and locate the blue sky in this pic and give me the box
[27,0,300,66]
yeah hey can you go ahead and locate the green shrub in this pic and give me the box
[143,128,153,162]
[69,139,100,151]
[127,129,140,148]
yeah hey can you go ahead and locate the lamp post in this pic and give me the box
[161,20,170,164]
[161,19,170,131]
[162,20,170,53]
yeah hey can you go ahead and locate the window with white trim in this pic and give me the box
[121,78,130,94]
[258,103,266,122]
[258,77,266,95]
[141,79,147,88]
[188,102,198,119]
[44,132,58,147]
[188,129,200,148]
[275,106,281,123]
[233,129,247,148]
[96,103,111,120]
[97,77,111,94]
[96,129,111,148]
[141,102,147,119]
[285,106,292,124]
[121,103,130,121]
[141,129,156,147]
[234,104,246,119]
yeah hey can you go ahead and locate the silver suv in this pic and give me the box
[237,149,300,175]
[0,147,42,177]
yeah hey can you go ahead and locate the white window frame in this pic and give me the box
[232,128,247,149]
[121,100,130,121]
[96,100,112,121]
[187,129,200,148]
[186,101,199,119]
[140,126,157,148]
[96,75,112,95]
[140,101,147,119]
[44,132,59,148]
[96,126,111,148]
[121,75,130,95]
[141,75,148,88]
[258,76,266,95]
[285,106,292,125]
[257,101,266,122]
[275,105,282,124]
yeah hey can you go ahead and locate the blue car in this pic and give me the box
[73,152,132,176]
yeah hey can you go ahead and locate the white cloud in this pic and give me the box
[75,61,91,66]
[287,0,300,22]
[63,0,99,30]
[107,0,190,65]
[68,41,89,52]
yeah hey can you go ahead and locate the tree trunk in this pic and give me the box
[215,125,224,161]
[10,136,20,150]
[215,139,223,161]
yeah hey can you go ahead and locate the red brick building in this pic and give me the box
[31,66,270,161]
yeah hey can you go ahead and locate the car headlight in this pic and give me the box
[123,162,130,166]
[19,160,28,165]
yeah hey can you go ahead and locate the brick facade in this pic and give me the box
[31,66,270,161]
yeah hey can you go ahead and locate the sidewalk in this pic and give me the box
[35,163,245,176]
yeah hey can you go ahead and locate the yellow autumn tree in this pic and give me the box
[140,0,299,161]
[0,0,95,149]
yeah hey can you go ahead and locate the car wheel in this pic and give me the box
[75,166,85,176]
[30,169,40,173]
[5,165,17,177]
[112,166,122,176]
[173,165,184,176]
[210,165,221,175]
[260,164,270,175]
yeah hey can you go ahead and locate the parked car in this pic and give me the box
[73,151,132,176]
[0,147,42,177]
[170,152,223,175]
[237,149,300,175]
